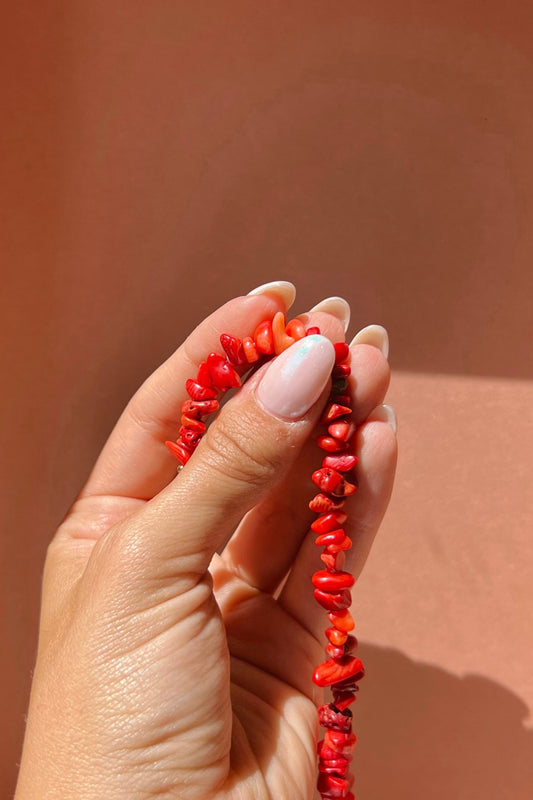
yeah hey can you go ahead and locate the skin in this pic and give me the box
[14,291,397,800]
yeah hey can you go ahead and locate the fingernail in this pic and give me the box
[256,335,335,421]
[366,404,397,434]
[309,297,350,333]
[247,281,296,311]
[349,324,389,359]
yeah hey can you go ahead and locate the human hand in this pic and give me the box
[15,284,397,800]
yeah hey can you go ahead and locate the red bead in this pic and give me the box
[332,363,351,379]
[322,454,358,472]
[178,427,202,448]
[196,361,214,388]
[207,352,242,390]
[311,511,348,534]
[181,399,219,418]
[180,415,206,433]
[253,320,275,354]
[331,394,352,406]
[324,728,358,756]
[312,570,355,591]
[326,643,345,659]
[272,311,295,354]
[320,551,345,571]
[317,740,353,762]
[328,609,355,632]
[313,656,364,687]
[343,635,358,655]
[320,403,352,424]
[306,326,321,335]
[317,771,354,798]
[313,588,352,612]
[164,440,191,465]
[317,435,349,453]
[309,493,345,513]
[220,333,247,366]
[318,758,350,777]
[312,467,343,493]
[328,420,355,443]
[334,342,350,364]
[241,336,259,362]
[318,703,353,732]
[285,318,307,340]
[185,379,218,401]
[332,690,358,711]
[326,627,348,646]
[314,529,349,548]
[325,536,352,554]
[330,478,357,498]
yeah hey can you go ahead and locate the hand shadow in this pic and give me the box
[353,644,533,799]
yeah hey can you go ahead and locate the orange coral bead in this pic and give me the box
[272,311,295,354]
[164,440,191,465]
[253,320,275,354]
[242,336,260,363]
[285,317,307,340]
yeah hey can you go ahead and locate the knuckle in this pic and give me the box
[202,408,288,489]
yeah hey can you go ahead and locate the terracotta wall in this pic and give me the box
[2,2,532,796]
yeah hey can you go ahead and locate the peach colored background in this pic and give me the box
[2,2,533,797]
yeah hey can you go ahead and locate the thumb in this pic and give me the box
[89,334,336,599]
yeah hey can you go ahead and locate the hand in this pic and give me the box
[15,287,397,800]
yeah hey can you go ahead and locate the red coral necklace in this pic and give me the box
[166,310,364,800]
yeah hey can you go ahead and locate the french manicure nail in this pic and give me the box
[309,297,351,333]
[366,404,397,434]
[349,324,389,359]
[247,281,296,311]
[256,335,335,421]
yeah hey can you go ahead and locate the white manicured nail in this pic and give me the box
[349,324,389,359]
[309,297,350,333]
[247,281,296,311]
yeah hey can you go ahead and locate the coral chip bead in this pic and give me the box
[317,435,349,453]
[180,415,206,433]
[312,467,343,493]
[326,627,348,646]
[324,729,358,754]
[311,511,348,534]
[272,311,295,354]
[314,657,364,688]
[285,318,307,340]
[334,342,350,364]
[328,609,355,632]
[320,551,345,571]
[196,361,214,388]
[312,570,355,591]
[253,320,275,354]
[322,453,358,472]
[309,493,345,513]
[332,363,351,379]
[320,403,352,425]
[332,690,358,711]
[317,740,353,762]
[242,336,260,363]
[313,588,352,612]
[220,333,247,366]
[328,420,355,443]
[306,326,321,335]
[317,771,354,798]
[207,353,242,389]
[318,703,353,732]
[185,379,218,401]
[164,440,191,465]
[178,427,202,448]
[181,399,219,418]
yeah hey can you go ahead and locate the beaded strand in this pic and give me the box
[165,311,364,800]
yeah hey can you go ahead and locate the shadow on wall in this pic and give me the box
[356,644,533,799]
